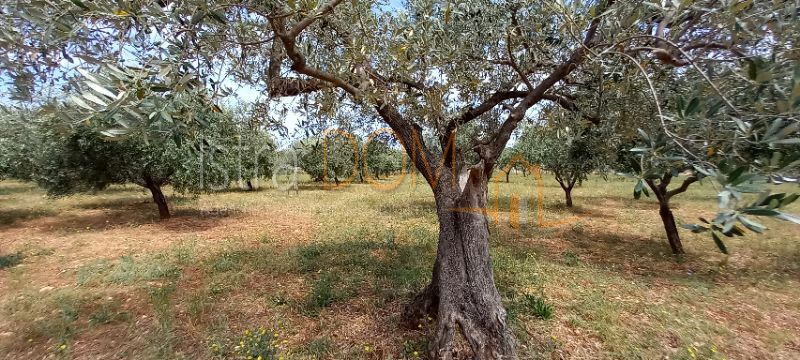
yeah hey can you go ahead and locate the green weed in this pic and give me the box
[521,294,554,320]
[0,252,23,269]
[88,300,130,325]
[209,327,282,360]
[302,337,334,359]
[147,283,177,356]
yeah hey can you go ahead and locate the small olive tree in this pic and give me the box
[608,57,800,255]
[33,113,183,219]
[295,133,358,185]
[229,104,277,191]
[363,136,404,180]
[22,97,250,219]
[517,113,615,207]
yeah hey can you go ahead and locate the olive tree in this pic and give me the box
[597,42,800,255]
[229,104,277,190]
[4,1,800,358]
[619,74,800,255]
[6,99,251,220]
[363,137,404,180]
[294,132,358,184]
[35,115,182,219]
[0,109,40,182]
[298,134,403,185]
[516,113,615,207]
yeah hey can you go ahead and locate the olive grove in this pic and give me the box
[2,1,800,358]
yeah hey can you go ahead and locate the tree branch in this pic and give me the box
[507,31,533,90]
[644,178,667,204]
[374,100,438,187]
[285,0,345,39]
[265,1,445,186]
[541,93,601,124]
[268,0,359,97]
[267,32,330,96]
[659,171,673,193]
[487,0,614,164]
[666,176,698,199]
[444,90,530,135]
[681,41,746,58]
[380,75,426,92]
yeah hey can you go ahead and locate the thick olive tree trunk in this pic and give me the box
[143,176,170,220]
[404,170,516,360]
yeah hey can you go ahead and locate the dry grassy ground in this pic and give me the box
[1,173,798,359]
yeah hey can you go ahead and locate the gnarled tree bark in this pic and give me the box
[564,186,574,207]
[404,168,516,360]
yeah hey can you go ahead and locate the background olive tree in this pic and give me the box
[295,133,358,185]
[602,47,800,255]
[0,109,40,182]
[516,112,616,207]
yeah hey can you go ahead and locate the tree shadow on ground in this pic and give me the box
[76,194,192,211]
[0,208,57,227]
[193,231,437,320]
[12,204,234,234]
[377,198,436,220]
[501,225,800,287]
[565,229,679,271]
[0,181,39,196]
[103,236,440,359]
[0,252,24,269]
[587,193,718,209]
[0,183,55,227]
[208,186,274,194]
[488,194,618,224]
[90,185,145,194]
[579,194,660,210]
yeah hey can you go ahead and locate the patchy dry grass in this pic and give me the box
[0,173,798,359]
